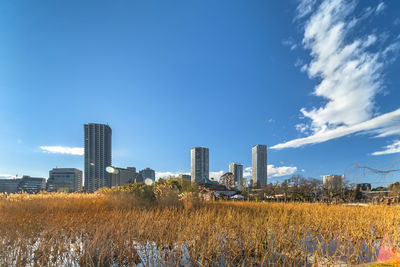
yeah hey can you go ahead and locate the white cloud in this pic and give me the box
[294,58,304,67]
[243,167,252,179]
[272,108,400,149]
[210,171,224,181]
[295,123,310,134]
[272,0,400,150]
[375,2,386,14]
[296,0,317,19]
[268,165,298,177]
[40,146,84,156]
[242,165,298,179]
[282,39,298,50]
[301,0,384,131]
[371,140,400,156]
[0,174,18,179]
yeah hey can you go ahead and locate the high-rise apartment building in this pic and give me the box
[47,168,83,192]
[252,145,267,187]
[191,147,209,183]
[139,168,155,181]
[229,162,243,189]
[84,123,112,192]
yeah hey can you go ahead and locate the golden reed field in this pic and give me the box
[1,192,399,266]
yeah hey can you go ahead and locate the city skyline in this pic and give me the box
[1,0,400,188]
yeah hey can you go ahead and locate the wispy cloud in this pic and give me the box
[243,165,298,179]
[283,39,298,50]
[371,140,400,156]
[272,0,400,150]
[296,0,317,19]
[272,109,400,149]
[268,165,298,177]
[40,146,84,156]
[0,174,18,179]
[375,2,386,14]
[210,171,224,181]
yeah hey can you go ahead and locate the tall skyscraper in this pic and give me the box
[252,145,267,187]
[84,123,112,192]
[47,168,83,192]
[191,147,209,183]
[229,162,243,189]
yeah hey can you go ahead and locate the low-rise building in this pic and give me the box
[356,183,371,192]
[178,174,191,182]
[0,179,21,193]
[18,176,46,193]
[198,179,236,201]
[110,167,142,187]
[47,168,83,192]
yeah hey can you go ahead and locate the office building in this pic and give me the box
[139,168,155,181]
[0,178,21,193]
[252,145,267,187]
[110,167,141,187]
[356,183,372,192]
[229,162,243,189]
[17,176,46,194]
[84,123,112,192]
[47,168,83,192]
[323,175,343,191]
[178,174,191,182]
[191,147,209,183]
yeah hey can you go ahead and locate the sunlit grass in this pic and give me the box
[0,192,399,266]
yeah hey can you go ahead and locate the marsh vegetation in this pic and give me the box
[0,190,399,266]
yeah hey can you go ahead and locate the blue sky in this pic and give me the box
[1,0,400,187]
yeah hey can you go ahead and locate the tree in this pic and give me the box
[280,175,323,201]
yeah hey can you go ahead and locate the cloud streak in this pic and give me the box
[272,109,400,149]
[243,165,298,178]
[273,0,400,150]
[0,174,18,179]
[40,146,84,156]
[371,140,400,156]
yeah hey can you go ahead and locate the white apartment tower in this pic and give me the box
[191,147,209,183]
[252,144,267,187]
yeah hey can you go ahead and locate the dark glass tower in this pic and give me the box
[84,123,112,192]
